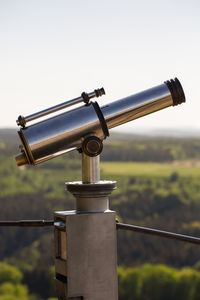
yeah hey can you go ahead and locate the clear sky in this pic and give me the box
[0,0,200,134]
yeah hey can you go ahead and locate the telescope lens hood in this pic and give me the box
[164,78,186,106]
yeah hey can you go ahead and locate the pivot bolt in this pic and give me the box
[82,136,103,157]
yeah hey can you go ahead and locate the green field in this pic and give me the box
[101,161,200,177]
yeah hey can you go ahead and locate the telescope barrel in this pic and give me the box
[16,102,108,166]
[15,78,185,166]
[102,78,185,130]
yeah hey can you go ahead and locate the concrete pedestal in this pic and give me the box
[54,181,118,300]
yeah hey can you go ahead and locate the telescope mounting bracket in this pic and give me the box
[79,135,103,184]
[81,135,103,157]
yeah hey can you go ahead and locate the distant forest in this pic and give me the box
[1,129,200,300]
[2,128,200,161]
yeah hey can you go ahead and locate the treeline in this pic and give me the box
[1,261,200,300]
[0,262,56,300]
[111,173,200,268]
[1,157,200,268]
[1,173,200,298]
[102,137,200,162]
[119,264,200,300]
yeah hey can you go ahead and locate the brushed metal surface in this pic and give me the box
[82,153,100,184]
[66,181,116,212]
[20,95,83,125]
[19,103,104,165]
[101,83,173,129]
[16,81,179,166]
[54,210,118,300]
[16,88,105,126]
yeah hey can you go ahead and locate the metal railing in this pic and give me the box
[1,220,200,245]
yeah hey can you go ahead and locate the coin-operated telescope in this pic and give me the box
[15,78,185,167]
[15,78,185,300]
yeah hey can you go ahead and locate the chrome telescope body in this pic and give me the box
[15,78,185,166]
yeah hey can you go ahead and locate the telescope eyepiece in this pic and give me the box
[17,115,26,127]
[165,78,186,106]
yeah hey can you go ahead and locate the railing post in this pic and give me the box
[54,154,118,300]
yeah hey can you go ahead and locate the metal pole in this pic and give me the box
[82,152,100,183]
[0,220,54,227]
[117,223,200,245]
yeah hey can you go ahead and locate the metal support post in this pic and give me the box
[82,152,100,184]
[54,153,118,300]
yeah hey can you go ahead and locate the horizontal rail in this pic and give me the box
[0,220,54,227]
[1,220,200,245]
[117,223,200,245]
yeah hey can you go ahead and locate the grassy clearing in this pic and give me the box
[101,161,200,177]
